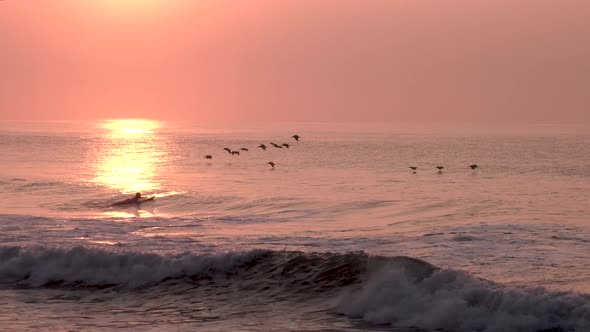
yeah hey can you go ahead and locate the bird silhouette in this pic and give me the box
[469,164,479,170]
[292,135,300,141]
[270,142,283,149]
[436,166,444,173]
[223,148,231,154]
[281,143,290,149]
[240,148,249,152]
[268,162,275,169]
[204,155,213,159]
[231,151,240,156]
[258,144,267,151]
[409,166,417,171]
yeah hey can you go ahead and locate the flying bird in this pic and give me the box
[231,151,240,156]
[292,135,300,141]
[223,148,232,154]
[204,155,213,159]
[258,144,267,150]
[270,142,283,149]
[469,164,479,170]
[409,166,417,171]
[268,162,275,169]
[436,166,444,173]
[281,143,290,149]
[240,148,249,152]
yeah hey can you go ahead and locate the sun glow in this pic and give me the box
[101,119,160,139]
[84,0,172,15]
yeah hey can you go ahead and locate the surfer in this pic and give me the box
[112,193,153,206]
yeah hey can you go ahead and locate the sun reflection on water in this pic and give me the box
[93,119,166,194]
[102,210,156,219]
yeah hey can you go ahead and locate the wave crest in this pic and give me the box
[0,246,269,288]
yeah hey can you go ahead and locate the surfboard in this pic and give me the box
[112,196,155,206]
[138,197,155,203]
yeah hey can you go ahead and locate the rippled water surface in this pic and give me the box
[0,120,589,331]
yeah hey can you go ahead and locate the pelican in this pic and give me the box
[469,164,479,170]
[258,144,267,150]
[281,143,290,149]
[223,148,232,154]
[240,148,249,152]
[270,142,283,149]
[231,151,240,156]
[292,135,300,141]
[204,155,213,159]
[268,161,275,169]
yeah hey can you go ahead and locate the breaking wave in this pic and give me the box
[337,264,590,332]
[0,246,588,332]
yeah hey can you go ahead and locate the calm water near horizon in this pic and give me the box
[0,120,589,331]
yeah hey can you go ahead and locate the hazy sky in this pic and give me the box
[1,0,589,124]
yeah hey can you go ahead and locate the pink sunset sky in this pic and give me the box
[0,0,589,124]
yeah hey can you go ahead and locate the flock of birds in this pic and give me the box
[203,134,301,169]
[409,164,479,174]
[203,134,479,172]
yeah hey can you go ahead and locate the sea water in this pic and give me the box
[0,120,589,331]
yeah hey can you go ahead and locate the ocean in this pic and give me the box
[0,120,589,331]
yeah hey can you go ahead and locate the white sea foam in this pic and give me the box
[337,263,590,332]
[0,246,269,287]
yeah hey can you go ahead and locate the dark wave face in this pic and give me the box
[1,246,588,332]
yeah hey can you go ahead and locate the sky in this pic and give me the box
[0,0,589,124]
